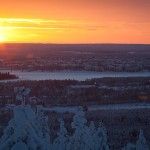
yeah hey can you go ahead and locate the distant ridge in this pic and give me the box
[1,43,150,53]
[1,42,150,45]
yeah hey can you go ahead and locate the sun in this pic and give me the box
[0,35,6,42]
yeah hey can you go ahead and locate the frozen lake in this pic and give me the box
[0,70,150,81]
[5,103,150,113]
[43,103,150,113]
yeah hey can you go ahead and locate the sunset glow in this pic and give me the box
[0,0,150,44]
[0,35,5,42]
[0,26,7,42]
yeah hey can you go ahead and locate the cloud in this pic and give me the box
[0,18,105,31]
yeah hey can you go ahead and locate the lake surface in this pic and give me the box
[6,103,150,113]
[0,70,150,81]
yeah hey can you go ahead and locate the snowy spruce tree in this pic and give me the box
[67,107,90,150]
[84,121,109,150]
[122,130,149,150]
[86,121,97,149]
[0,87,51,150]
[122,143,136,150]
[94,123,109,150]
[136,130,149,150]
[14,87,31,105]
[67,107,109,150]
[0,105,52,150]
[53,119,69,150]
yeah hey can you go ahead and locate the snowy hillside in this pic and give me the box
[0,87,149,150]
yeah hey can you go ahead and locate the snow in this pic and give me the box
[14,87,31,105]
[1,103,149,150]
[0,87,150,149]
[89,103,150,111]
[0,70,150,81]
[123,130,149,150]
[136,130,149,150]
[0,105,51,150]
[11,142,28,150]
[65,107,109,150]
[53,119,69,150]
[42,103,150,113]
[5,103,150,113]
[0,105,110,150]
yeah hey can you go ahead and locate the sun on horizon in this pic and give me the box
[0,26,8,43]
[0,34,6,43]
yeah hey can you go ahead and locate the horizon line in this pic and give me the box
[1,42,150,45]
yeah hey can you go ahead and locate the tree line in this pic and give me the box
[0,72,18,80]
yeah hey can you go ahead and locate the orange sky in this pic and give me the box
[0,0,150,44]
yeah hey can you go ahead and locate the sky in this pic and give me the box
[0,0,150,44]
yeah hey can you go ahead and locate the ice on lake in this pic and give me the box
[0,70,150,81]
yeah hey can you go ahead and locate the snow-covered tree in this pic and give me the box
[11,141,28,150]
[86,121,97,149]
[68,107,109,150]
[0,105,51,150]
[122,143,136,150]
[136,130,149,150]
[67,107,90,150]
[14,87,30,105]
[122,130,149,150]
[95,123,109,150]
[53,119,69,150]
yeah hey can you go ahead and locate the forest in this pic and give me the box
[0,72,18,80]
